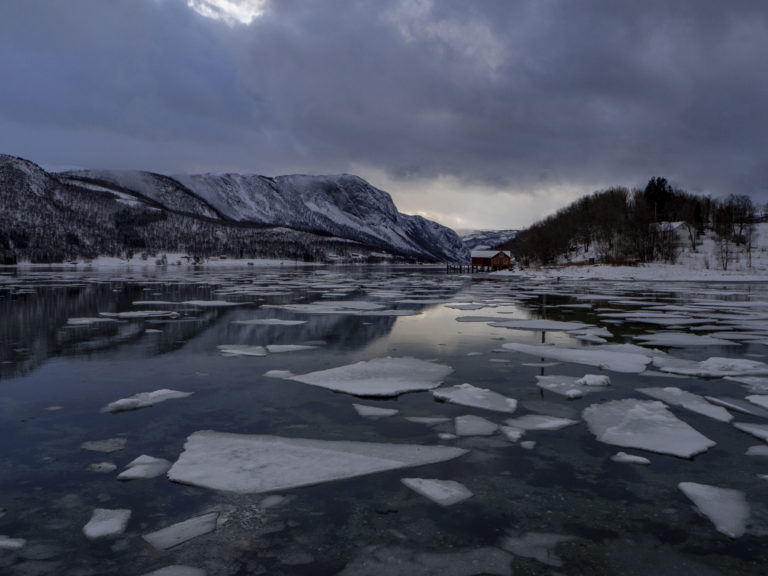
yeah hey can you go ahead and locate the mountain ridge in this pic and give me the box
[0,153,469,264]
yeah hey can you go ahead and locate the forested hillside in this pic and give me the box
[504,177,764,269]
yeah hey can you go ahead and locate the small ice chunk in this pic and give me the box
[536,375,594,399]
[433,383,517,414]
[99,310,178,319]
[217,345,267,357]
[733,422,768,442]
[500,531,575,567]
[0,535,26,550]
[81,438,126,453]
[611,452,651,465]
[117,455,172,480]
[500,426,524,442]
[520,440,536,450]
[82,508,131,539]
[746,395,768,410]
[266,344,318,353]
[678,482,749,538]
[86,462,117,473]
[454,415,499,436]
[103,389,192,413]
[503,342,651,373]
[746,445,768,456]
[142,512,219,550]
[352,404,399,419]
[583,399,715,458]
[139,567,207,576]
[291,357,453,398]
[489,319,592,331]
[505,414,578,431]
[637,387,732,422]
[405,416,451,426]
[183,300,238,307]
[576,374,611,387]
[168,432,468,494]
[401,478,473,506]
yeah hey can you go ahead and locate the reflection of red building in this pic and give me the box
[470,250,512,271]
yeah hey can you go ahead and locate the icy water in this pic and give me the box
[1,266,768,575]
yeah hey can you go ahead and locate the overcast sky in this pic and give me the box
[2,0,767,230]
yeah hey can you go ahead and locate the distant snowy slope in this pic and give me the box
[460,229,518,250]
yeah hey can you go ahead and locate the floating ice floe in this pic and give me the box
[266,301,419,316]
[746,395,768,410]
[103,389,192,413]
[265,344,319,353]
[231,319,307,326]
[489,319,592,332]
[500,531,576,567]
[118,455,172,480]
[82,508,131,539]
[454,415,499,436]
[405,416,451,426]
[401,478,473,506]
[658,356,768,377]
[139,566,206,576]
[264,369,295,379]
[81,437,126,453]
[746,445,768,456]
[352,403,399,419]
[536,375,599,399]
[182,300,239,307]
[432,383,517,414]
[66,317,120,326]
[678,482,749,538]
[167,431,468,494]
[217,344,267,357]
[99,310,179,319]
[503,342,652,373]
[611,452,651,465]
[637,387,732,422]
[500,426,525,442]
[0,535,26,550]
[505,414,578,431]
[705,396,768,418]
[733,422,768,442]
[582,399,715,458]
[569,327,613,344]
[143,512,219,550]
[336,546,513,576]
[725,376,768,393]
[634,332,739,347]
[291,357,452,398]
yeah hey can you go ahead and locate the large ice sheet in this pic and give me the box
[678,482,749,538]
[637,387,732,422]
[291,357,453,397]
[433,383,517,414]
[502,342,651,373]
[143,512,219,550]
[168,431,468,494]
[103,389,192,413]
[401,477,473,506]
[582,399,716,458]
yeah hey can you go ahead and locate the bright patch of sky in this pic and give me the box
[187,0,267,26]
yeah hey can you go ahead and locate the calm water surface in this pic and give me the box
[1,266,767,575]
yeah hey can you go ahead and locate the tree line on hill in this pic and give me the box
[503,177,765,269]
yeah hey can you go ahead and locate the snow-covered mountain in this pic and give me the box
[0,154,469,264]
[459,229,518,251]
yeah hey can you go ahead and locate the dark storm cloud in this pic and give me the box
[1,0,767,225]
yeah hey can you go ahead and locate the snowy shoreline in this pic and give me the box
[496,264,768,283]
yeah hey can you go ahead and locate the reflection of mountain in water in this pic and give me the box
[0,269,465,380]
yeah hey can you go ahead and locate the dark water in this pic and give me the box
[1,266,768,575]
